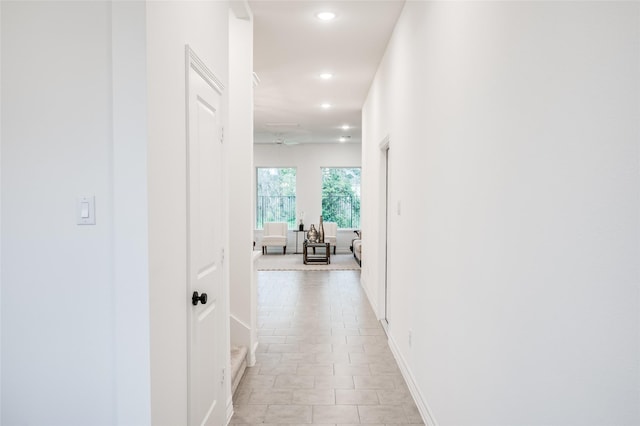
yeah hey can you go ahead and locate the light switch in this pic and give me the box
[77,196,96,225]
[80,202,90,218]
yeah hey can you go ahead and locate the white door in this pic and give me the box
[186,48,225,426]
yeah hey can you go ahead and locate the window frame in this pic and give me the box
[256,167,297,230]
[320,167,361,230]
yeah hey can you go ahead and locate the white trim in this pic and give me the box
[378,135,390,325]
[380,318,389,335]
[230,0,252,21]
[186,45,225,95]
[379,134,390,151]
[250,341,259,367]
[226,396,234,425]
[363,271,436,425]
[387,334,439,426]
[230,314,251,331]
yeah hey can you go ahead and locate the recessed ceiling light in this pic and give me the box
[320,73,333,80]
[316,11,336,21]
[341,124,350,130]
[321,103,331,109]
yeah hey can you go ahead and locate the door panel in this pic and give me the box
[187,50,224,426]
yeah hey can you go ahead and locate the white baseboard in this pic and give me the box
[387,333,439,426]
[360,268,437,426]
[226,395,234,425]
[249,341,259,367]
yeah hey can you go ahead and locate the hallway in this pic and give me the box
[231,270,424,425]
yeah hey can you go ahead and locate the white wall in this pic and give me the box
[1,2,119,424]
[228,5,257,362]
[112,2,151,424]
[2,2,248,425]
[362,2,640,425]
[146,1,231,424]
[254,143,361,252]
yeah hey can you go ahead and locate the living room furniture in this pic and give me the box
[303,241,330,265]
[262,222,288,254]
[323,222,338,254]
[351,230,362,266]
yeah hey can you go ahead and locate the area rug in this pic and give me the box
[255,253,360,271]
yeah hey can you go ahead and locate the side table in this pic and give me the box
[303,241,331,265]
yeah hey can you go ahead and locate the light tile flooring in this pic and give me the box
[230,270,424,425]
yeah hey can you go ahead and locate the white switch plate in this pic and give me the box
[77,196,96,225]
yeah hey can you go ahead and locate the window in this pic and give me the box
[321,167,361,228]
[256,167,296,229]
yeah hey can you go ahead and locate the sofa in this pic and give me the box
[350,230,362,266]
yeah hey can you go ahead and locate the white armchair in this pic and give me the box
[262,222,288,254]
[323,222,338,254]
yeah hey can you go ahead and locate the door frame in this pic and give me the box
[378,136,390,331]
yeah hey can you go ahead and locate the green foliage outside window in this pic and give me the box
[321,168,361,229]
[256,168,297,229]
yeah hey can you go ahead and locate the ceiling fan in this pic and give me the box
[272,134,299,146]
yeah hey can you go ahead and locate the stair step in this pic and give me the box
[230,345,248,395]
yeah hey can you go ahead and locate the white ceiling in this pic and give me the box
[250,0,405,145]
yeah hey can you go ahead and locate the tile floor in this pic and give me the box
[230,270,424,425]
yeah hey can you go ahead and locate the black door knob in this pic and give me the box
[192,291,208,306]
